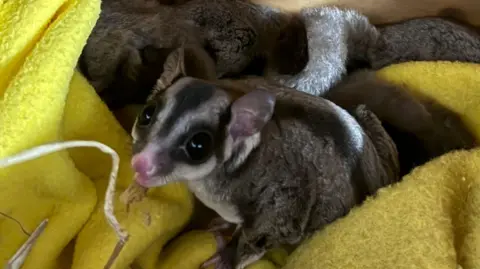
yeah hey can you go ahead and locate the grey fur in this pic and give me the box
[368,17,480,69]
[80,0,287,91]
[152,41,477,177]
[130,76,400,269]
[269,7,378,95]
[80,2,480,110]
[79,0,377,108]
[324,70,477,175]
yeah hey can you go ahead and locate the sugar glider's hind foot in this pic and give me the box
[200,238,235,269]
[201,225,244,269]
[200,221,234,269]
[200,254,234,269]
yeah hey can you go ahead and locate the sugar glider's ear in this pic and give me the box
[154,46,217,91]
[223,89,276,172]
[227,89,276,141]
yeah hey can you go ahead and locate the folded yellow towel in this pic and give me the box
[1,0,479,269]
[0,1,194,269]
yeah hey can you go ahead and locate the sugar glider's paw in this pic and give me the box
[207,217,235,234]
[200,229,233,269]
[200,254,234,269]
[200,249,234,269]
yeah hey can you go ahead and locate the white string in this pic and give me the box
[0,140,128,244]
[4,219,49,269]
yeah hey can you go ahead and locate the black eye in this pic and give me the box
[184,131,214,163]
[137,104,156,126]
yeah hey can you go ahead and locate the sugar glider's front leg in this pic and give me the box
[207,216,236,233]
[201,195,310,269]
[201,224,240,269]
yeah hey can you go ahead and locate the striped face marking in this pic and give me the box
[131,77,276,189]
[131,77,233,187]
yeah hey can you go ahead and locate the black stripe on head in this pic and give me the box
[160,81,216,136]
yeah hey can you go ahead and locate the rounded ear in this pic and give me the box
[227,89,276,141]
[159,45,217,86]
[150,46,217,99]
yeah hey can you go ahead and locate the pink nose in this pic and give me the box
[131,154,155,177]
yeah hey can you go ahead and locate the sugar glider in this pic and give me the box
[367,17,480,69]
[129,73,400,269]
[79,0,378,109]
[324,69,477,175]
[128,47,476,268]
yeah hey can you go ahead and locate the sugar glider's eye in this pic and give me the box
[137,104,156,126]
[184,131,214,163]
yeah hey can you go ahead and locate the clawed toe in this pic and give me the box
[200,253,233,269]
[200,253,221,269]
[200,233,233,269]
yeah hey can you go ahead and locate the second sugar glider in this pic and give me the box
[367,17,480,69]
[129,48,401,269]
[79,0,378,108]
[323,69,478,175]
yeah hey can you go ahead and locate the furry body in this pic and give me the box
[81,0,480,111]
[79,0,377,108]
[129,76,400,269]
[323,70,477,175]
[368,17,480,69]
[128,46,476,268]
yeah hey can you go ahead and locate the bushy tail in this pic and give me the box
[268,6,378,96]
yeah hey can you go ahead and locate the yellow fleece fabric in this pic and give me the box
[1,0,479,269]
[0,0,195,269]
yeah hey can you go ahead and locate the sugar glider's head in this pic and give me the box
[130,77,276,188]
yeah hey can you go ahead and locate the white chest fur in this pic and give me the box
[186,179,243,224]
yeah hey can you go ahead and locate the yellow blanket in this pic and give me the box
[0,1,479,269]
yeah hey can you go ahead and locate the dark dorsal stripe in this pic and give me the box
[160,80,216,136]
[273,100,354,162]
[224,99,357,179]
